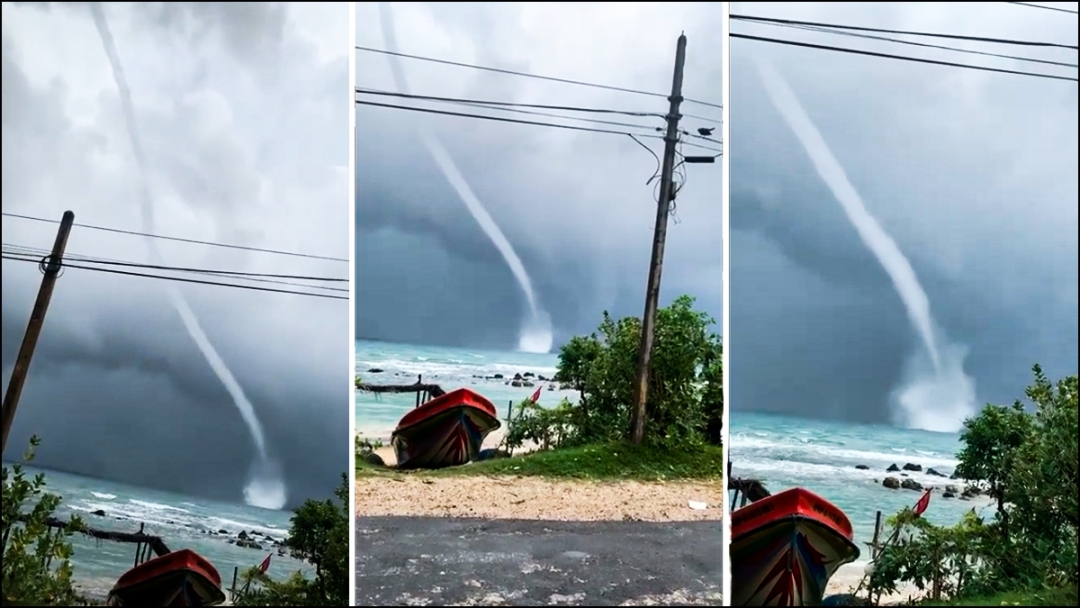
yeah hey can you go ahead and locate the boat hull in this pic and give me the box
[107,548,225,606]
[730,488,860,606]
[391,388,500,469]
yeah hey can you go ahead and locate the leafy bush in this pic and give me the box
[542,294,722,448]
[872,365,1079,603]
[1,436,83,606]
[234,473,349,606]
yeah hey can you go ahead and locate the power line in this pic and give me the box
[1006,2,1079,14]
[356,89,664,132]
[1,245,349,294]
[356,98,723,153]
[0,243,347,283]
[355,88,661,116]
[1,212,348,263]
[1,253,347,300]
[730,14,1079,50]
[764,21,1078,69]
[730,33,1079,82]
[356,98,658,136]
[355,45,724,110]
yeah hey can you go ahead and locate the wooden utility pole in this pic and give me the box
[629,34,687,445]
[1,210,75,456]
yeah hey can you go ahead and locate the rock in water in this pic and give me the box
[887,464,901,472]
[900,478,923,491]
[902,463,923,472]
[883,477,901,489]
[855,464,870,470]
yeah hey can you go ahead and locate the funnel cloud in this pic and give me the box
[2,2,349,508]
[729,2,1077,425]
[355,2,724,351]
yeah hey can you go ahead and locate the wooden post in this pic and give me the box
[871,510,882,559]
[629,34,687,445]
[231,566,239,597]
[507,400,513,424]
[1,211,75,456]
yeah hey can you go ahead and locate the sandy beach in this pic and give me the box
[356,475,725,522]
[356,428,724,522]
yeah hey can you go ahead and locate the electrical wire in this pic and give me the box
[357,89,665,132]
[1005,2,1079,14]
[1,244,349,293]
[354,45,724,110]
[761,21,1078,69]
[355,88,661,116]
[1,253,347,300]
[2,243,346,282]
[356,98,724,153]
[730,14,1079,50]
[1,212,348,263]
[730,33,1079,82]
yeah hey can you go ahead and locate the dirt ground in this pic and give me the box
[355,475,725,522]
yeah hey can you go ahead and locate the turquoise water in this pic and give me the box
[354,339,580,438]
[4,464,312,598]
[729,411,989,560]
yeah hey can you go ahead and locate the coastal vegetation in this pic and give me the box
[868,365,1078,606]
[1,436,349,606]
[356,294,724,480]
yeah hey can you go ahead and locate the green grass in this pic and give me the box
[918,586,1077,606]
[355,442,724,481]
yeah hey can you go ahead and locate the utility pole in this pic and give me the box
[629,34,687,445]
[1,210,75,456]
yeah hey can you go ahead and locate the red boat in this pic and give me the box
[730,487,860,606]
[391,387,501,469]
[107,549,226,606]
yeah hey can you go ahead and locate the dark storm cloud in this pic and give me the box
[729,1,1078,423]
[2,2,350,508]
[355,2,725,350]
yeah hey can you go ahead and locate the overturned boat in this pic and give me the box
[730,487,860,606]
[107,548,225,606]
[391,387,501,469]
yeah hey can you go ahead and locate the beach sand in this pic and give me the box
[356,475,725,521]
[826,562,926,605]
[356,430,723,522]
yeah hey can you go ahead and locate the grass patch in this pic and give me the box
[355,442,724,482]
[917,586,1078,606]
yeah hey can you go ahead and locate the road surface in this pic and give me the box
[355,516,723,606]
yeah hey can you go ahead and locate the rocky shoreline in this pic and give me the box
[80,508,293,558]
[362,367,564,391]
[856,461,984,501]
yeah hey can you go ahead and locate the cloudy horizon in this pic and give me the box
[2,2,350,508]
[729,1,1078,426]
[355,2,725,352]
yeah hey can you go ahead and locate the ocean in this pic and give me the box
[6,464,313,599]
[354,339,580,438]
[728,411,989,562]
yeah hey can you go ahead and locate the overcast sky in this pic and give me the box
[355,2,724,351]
[729,1,1078,426]
[2,2,349,507]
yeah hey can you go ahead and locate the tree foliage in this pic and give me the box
[1,436,83,606]
[507,295,722,451]
[234,473,349,606]
[872,365,1079,603]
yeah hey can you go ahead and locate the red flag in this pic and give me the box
[912,489,932,517]
[529,386,542,403]
[258,554,272,573]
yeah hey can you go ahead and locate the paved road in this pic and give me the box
[355,516,723,606]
